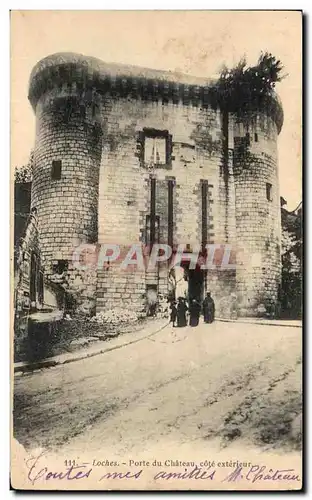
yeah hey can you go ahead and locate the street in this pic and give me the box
[14,320,302,461]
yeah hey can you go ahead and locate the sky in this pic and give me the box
[11,10,302,210]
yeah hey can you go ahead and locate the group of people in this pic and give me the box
[169,292,215,328]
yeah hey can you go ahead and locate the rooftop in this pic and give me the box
[28,52,283,132]
[29,52,214,90]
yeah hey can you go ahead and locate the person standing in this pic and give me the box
[146,287,158,317]
[203,292,215,323]
[176,297,188,327]
[169,300,177,327]
[189,298,201,327]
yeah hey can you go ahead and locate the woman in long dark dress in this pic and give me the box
[203,292,215,323]
[176,297,188,327]
[189,299,201,327]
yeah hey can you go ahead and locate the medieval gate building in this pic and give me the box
[28,52,283,318]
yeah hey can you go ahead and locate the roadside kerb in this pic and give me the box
[216,318,302,328]
[14,319,169,374]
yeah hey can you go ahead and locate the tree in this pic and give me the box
[214,51,286,115]
[14,150,34,183]
[280,203,302,319]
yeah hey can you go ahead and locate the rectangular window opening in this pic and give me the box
[201,180,208,249]
[168,179,174,248]
[266,183,273,202]
[38,271,44,304]
[51,160,62,180]
[149,177,156,247]
[142,128,172,167]
[254,132,258,142]
[52,259,68,275]
[30,252,37,303]
[145,215,160,246]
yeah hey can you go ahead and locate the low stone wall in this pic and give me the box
[14,317,146,363]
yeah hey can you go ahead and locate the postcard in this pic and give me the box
[11,10,302,491]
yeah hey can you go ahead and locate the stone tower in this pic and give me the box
[232,111,283,316]
[28,52,283,318]
[29,57,103,265]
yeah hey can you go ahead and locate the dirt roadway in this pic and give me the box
[14,320,302,461]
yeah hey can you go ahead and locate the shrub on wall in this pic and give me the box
[213,52,285,117]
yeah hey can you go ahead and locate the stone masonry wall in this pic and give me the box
[233,113,281,317]
[29,53,283,319]
[14,213,41,355]
[31,88,103,311]
[97,96,236,314]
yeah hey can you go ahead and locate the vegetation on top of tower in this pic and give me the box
[213,52,286,116]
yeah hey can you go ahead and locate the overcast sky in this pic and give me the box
[11,10,302,210]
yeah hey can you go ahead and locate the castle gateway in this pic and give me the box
[28,52,283,318]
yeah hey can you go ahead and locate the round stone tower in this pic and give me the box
[232,102,283,317]
[28,53,103,272]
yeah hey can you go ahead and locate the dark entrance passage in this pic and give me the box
[188,268,205,303]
